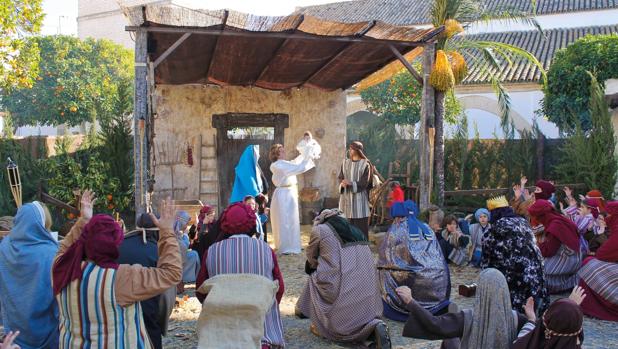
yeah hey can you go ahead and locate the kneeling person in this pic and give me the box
[296,209,390,348]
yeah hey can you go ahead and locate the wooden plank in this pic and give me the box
[301,21,377,87]
[134,29,149,216]
[205,10,229,81]
[389,45,423,84]
[253,15,305,84]
[418,43,435,210]
[153,32,191,68]
[125,25,432,47]
[444,183,587,197]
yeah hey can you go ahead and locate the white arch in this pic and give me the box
[458,95,533,133]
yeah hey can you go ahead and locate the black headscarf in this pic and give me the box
[490,206,517,224]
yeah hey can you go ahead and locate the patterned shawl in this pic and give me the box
[461,268,517,349]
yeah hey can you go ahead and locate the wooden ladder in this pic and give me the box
[198,134,220,211]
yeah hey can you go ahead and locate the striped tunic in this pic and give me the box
[338,159,370,219]
[56,262,152,349]
[205,235,285,348]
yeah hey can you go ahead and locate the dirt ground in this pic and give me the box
[164,226,618,349]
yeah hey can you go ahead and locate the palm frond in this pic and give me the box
[491,76,512,128]
[477,9,544,35]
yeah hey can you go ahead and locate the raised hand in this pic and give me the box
[523,297,536,322]
[150,197,174,232]
[523,188,532,201]
[513,185,522,200]
[569,286,586,306]
[520,176,528,187]
[1,331,21,349]
[563,186,573,199]
[396,286,413,305]
[80,190,96,221]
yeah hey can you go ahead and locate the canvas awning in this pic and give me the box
[124,4,443,90]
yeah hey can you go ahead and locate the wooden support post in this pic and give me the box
[419,43,435,210]
[389,45,423,84]
[134,29,149,216]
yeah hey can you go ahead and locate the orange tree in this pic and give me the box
[0,0,44,90]
[1,35,133,128]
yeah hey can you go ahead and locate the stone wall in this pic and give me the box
[153,84,347,209]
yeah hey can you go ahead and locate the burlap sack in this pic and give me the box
[196,274,278,349]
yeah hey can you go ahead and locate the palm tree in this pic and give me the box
[428,0,546,206]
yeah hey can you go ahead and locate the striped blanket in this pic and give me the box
[578,259,618,306]
[544,244,581,293]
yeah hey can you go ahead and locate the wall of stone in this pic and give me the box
[153,84,347,207]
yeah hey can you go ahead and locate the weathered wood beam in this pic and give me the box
[253,15,305,84]
[205,10,229,81]
[301,21,377,87]
[134,29,149,216]
[389,45,423,84]
[153,32,191,68]
[125,23,429,47]
[418,42,435,210]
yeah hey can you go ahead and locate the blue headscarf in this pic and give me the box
[230,145,263,204]
[474,208,490,222]
[390,200,433,240]
[0,202,59,349]
[174,210,191,235]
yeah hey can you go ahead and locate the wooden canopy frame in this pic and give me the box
[126,4,439,215]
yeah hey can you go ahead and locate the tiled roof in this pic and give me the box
[462,25,618,84]
[298,0,618,25]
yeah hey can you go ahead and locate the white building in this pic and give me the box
[299,0,618,138]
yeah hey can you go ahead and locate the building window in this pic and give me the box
[226,127,275,140]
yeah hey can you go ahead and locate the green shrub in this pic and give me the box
[543,34,618,132]
[554,72,617,197]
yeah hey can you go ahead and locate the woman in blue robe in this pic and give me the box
[0,202,59,349]
[377,200,451,321]
[230,145,268,204]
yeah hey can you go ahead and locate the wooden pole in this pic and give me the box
[134,29,149,217]
[419,43,435,210]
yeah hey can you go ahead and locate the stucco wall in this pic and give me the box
[153,84,346,207]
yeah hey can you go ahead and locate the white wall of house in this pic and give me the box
[466,8,618,34]
[454,86,560,138]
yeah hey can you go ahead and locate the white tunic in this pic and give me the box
[270,155,314,254]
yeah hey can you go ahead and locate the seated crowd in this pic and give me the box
[0,178,617,349]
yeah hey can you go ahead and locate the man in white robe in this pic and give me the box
[269,144,316,254]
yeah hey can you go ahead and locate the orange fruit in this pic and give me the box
[60,112,65,116]
[107,194,113,201]
[68,213,75,219]
[107,204,115,209]
[70,106,77,113]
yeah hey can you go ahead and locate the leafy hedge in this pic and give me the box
[543,34,618,133]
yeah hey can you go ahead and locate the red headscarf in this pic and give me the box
[512,298,583,349]
[528,200,580,251]
[535,180,555,200]
[582,198,600,219]
[220,203,256,234]
[52,214,124,295]
[197,205,214,233]
[586,190,606,213]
